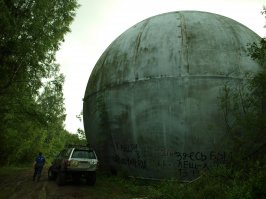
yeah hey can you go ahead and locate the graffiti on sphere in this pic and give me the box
[112,142,232,178]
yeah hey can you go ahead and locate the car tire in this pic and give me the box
[86,171,96,186]
[56,171,66,186]
[48,167,56,180]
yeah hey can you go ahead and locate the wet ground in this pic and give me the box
[0,168,147,199]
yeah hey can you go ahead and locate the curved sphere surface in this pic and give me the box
[83,11,260,180]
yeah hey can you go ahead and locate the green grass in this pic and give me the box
[0,162,265,199]
[0,165,29,176]
[96,161,265,199]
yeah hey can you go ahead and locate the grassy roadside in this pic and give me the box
[0,164,265,199]
[94,172,152,199]
[0,165,30,175]
[95,163,266,199]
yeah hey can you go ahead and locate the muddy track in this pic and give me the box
[0,168,148,199]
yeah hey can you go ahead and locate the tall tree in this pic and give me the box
[220,9,266,161]
[0,0,79,165]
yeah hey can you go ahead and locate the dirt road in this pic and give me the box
[0,168,147,199]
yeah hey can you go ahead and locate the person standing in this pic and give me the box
[33,152,45,182]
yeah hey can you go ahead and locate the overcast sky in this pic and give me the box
[56,0,266,133]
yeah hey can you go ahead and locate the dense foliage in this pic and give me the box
[0,0,82,165]
[111,163,265,199]
[219,30,266,162]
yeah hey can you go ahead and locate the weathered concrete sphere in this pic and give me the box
[83,11,260,180]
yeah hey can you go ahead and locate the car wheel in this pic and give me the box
[86,171,96,186]
[48,167,56,180]
[56,171,66,186]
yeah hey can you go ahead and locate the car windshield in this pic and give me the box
[71,149,96,159]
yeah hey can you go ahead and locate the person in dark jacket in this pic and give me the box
[33,152,45,182]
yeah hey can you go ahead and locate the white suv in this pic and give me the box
[48,145,98,186]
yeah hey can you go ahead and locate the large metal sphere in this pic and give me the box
[83,11,260,180]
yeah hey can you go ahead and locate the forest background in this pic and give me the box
[0,0,84,165]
